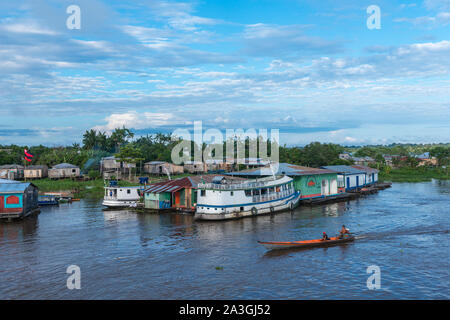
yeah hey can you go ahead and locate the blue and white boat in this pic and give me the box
[194,175,301,221]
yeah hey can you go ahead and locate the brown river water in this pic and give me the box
[0,180,449,299]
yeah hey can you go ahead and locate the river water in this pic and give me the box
[0,180,449,299]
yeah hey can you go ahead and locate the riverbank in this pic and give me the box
[31,178,135,198]
[379,167,449,182]
[30,174,191,198]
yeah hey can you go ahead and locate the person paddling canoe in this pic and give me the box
[338,225,350,239]
[322,232,330,241]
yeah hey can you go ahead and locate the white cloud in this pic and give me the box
[92,111,177,133]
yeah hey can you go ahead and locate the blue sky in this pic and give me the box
[0,0,449,146]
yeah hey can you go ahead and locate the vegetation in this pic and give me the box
[0,126,448,187]
[379,167,449,182]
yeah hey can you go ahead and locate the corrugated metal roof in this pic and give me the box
[351,165,379,173]
[52,163,79,169]
[0,164,24,169]
[144,161,167,165]
[321,165,365,174]
[144,174,244,193]
[226,163,336,177]
[0,182,31,193]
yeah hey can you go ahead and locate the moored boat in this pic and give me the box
[258,234,355,250]
[194,175,301,221]
[102,181,142,208]
[38,195,59,206]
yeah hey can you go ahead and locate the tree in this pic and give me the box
[115,144,144,180]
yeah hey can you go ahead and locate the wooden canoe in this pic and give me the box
[258,235,355,251]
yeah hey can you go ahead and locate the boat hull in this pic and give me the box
[194,192,301,221]
[102,200,139,208]
[259,236,355,250]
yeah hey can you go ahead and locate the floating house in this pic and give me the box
[0,164,24,180]
[48,163,81,179]
[144,161,184,175]
[351,165,379,185]
[0,180,39,219]
[24,165,48,179]
[227,163,341,200]
[143,175,243,211]
[321,165,366,191]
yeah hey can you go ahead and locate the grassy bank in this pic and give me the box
[32,179,136,198]
[30,174,190,199]
[379,167,449,182]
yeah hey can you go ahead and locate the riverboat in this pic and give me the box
[194,175,301,221]
[102,181,142,208]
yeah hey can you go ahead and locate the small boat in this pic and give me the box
[258,234,355,251]
[38,195,59,206]
[102,180,143,208]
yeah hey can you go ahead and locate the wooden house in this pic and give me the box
[100,156,136,179]
[144,161,184,175]
[183,161,207,174]
[48,163,81,179]
[0,180,39,219]
[24,165,48,179]
[0,164,24,180]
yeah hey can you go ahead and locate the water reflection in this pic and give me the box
[0,181,449,299]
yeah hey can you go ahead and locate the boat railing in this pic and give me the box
[198,175,284,190]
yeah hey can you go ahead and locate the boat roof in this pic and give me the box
[0,181,32,193]
[226,163,336,177]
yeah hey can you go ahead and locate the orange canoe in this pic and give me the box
[258,235,355,250]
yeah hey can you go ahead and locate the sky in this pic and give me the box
[0,0,449,147]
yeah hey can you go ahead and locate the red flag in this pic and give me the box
[24,149,33,162]
[24,149,33,158]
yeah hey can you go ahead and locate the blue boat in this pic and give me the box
[38,195,59,206]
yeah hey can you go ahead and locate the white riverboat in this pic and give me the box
[194,175,301,221]
[102,184,142,208]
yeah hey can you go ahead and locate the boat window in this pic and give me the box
[253,189,260,196]
[230,191,234,196]
[201,190,206,197]
[240,207,244,211]
[127,189,131,194]
[244,189,252,197]
[261,188,267,195]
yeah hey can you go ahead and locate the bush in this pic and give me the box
[88,170,101,179]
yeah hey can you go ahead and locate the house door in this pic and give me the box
[356,176,359,187]
[372,173,375,183]
[0,196,4,211]
[346,177,350,189]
